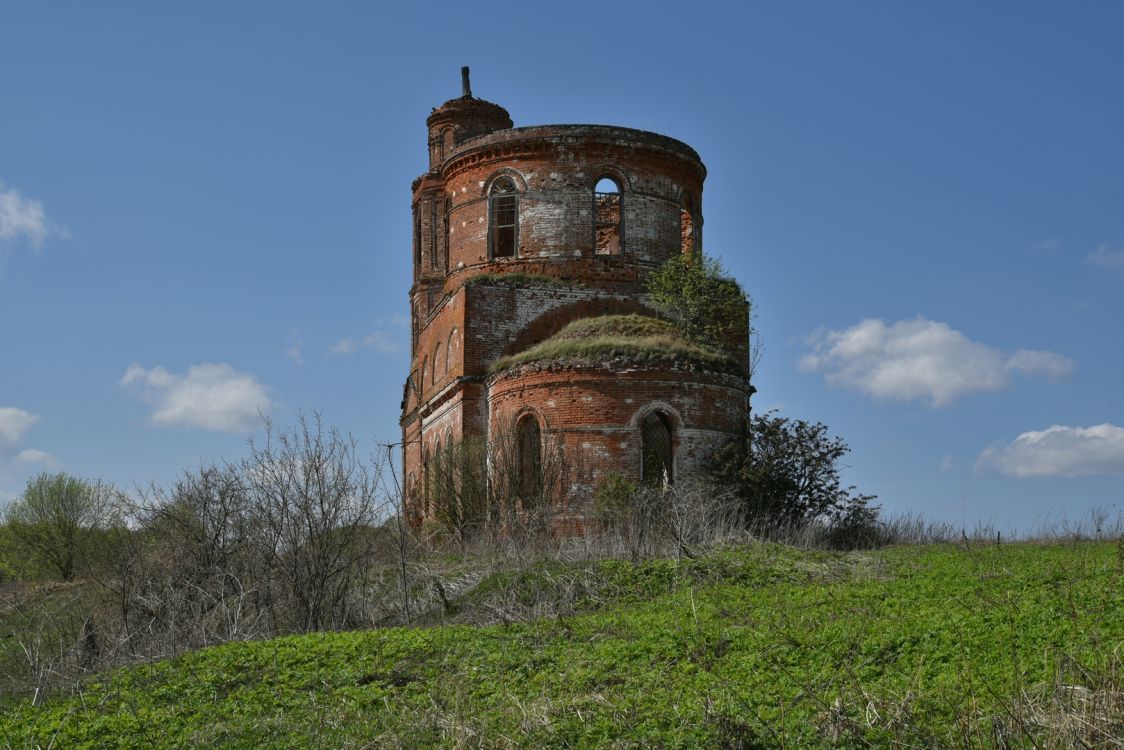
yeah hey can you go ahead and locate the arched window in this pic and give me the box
[421,447,430,517]
[413,204,422,269]
[434,342,443,381]
[488,177,519,258]
[641,411,674,486]
[432,437,443,515]
[517,415,542,503]
[446,328,458,373]
[680,192,697,256]
[442,127,454,157]
[593,176,622,255]
[429,198,438,270]
[444,195,453,271]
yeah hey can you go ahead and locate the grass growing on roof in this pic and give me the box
[490,314,740,374]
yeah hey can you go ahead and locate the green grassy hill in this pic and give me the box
[2,540,1121,748]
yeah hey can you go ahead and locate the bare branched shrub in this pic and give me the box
[243,413,387,632]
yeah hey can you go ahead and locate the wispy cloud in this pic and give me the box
[15,448,56,467]
[799,317,1075,407]
[121,363,272,432]
[0,179,50,249]
[331,316,407,356]
[0,407,39,445]
[977,423,1124,478]
[939,455,953,472]
[0,407,52,502]
[331,331,400,355]
[1085,244,1124,276]
[285,330,304,365]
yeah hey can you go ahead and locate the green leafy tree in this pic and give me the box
[709,412,880,541]
[4,472,115,580]
[645,252,749,351]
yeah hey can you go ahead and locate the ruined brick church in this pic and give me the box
[402,70,751,530]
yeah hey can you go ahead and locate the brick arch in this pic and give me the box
[628,400,684,431]
[481,168,527,196]
[509,403,550,432]
[588,166,632,192]
[501,299,662,358]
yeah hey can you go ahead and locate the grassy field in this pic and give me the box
[2,539,1121,748]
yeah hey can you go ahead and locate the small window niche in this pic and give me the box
[488,177,519,259]
[593,176,622,255]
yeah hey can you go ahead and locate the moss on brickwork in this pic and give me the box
[490,314,738,374]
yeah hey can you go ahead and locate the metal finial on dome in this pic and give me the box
[461,66,471,98]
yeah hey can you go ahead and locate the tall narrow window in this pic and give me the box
[488,177,518,258]
[427,283,440,315]
[413,204,422,269]
[429,198,438,270]
[433,437,443,516]
[421,447,430,517]
[594,176,622,255]
[641,411,674,486]
[680,193,696,256]
[517,415,542,503]
[433,342,443,381]
[443,195,452,272]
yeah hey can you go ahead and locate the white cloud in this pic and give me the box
[121,363,272,432]
[1005,349,1075,381]
[939,455,953,472]
[1086,244,1124,276]
[0,180,49,248]
[15,448,56,467]
[0,407,39,445]
[799,317,1075,407]
[331,330,400,355]
[977,424,1124,478]
[285,330,304,365]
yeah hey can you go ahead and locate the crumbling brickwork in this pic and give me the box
[401,70,751,530]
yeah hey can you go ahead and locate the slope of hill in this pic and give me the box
[2,540,1121,748]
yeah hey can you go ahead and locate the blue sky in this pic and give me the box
[2,2,1122,531]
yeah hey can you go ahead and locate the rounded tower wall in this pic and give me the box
[441,126,705,279]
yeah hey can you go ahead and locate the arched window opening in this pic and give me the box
[641,411,674,486]
[488,177,519,258]
[443,195,452,271]
[517,415,542,504]
[433,437,443,517]
[680,193,697,256]
[413,204,422,269]
[433,342,443,381]
[594,176,622,255]
[421,447,430,517]
[442,127,454,156]
[429,199,438,270]
[446,328,457,373]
